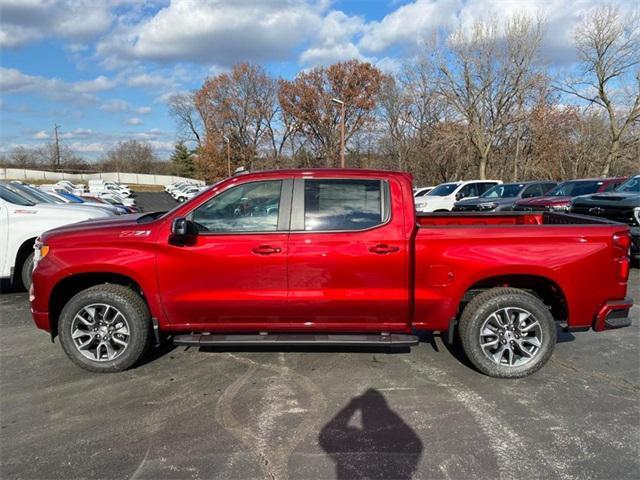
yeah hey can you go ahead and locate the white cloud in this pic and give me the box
[0,67,115,103]
[33,130,48,139]
[126,117,142,125]
[0,0,113,48]
[359,0,459,53]
[135,106,152,114]
[126,73,173,89]
[100,99,130,112]
[97,0,325,65]
[300,10,368,66]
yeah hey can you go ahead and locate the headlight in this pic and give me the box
[548,204,570,212]
[634,207,640,225]
[33,238,50,270]
[478,202,497,210]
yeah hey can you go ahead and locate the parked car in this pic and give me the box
[453,181,557,212]
[55,180,86,195]
[513,177,627,212]
[81,195,139,213]
[413,186,434,198]
[571,174,640,264]
[30,169,632,378]
[4,182,121,216]
[88,180,132,198]
[0,184,110,290]
[175,185,206,202]
[170,183,199,200]
[91,192,137,208]
[415,180,502,212]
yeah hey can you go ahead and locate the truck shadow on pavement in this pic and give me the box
[319,389,423,480]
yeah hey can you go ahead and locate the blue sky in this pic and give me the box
[0,0,634,160]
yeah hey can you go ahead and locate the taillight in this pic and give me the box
[620,258,630,282]
[613,232,630,283]
[613,233,631,252]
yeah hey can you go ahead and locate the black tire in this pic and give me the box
[458,287,557,378]
[20,252,34,290]
[58,284,151,373]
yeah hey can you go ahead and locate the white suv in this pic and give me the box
[415,180,502,212]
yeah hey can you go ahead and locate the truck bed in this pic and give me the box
[413,211,630,332]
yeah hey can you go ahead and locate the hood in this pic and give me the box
[46,202,118,216]
[42,213,150,242]
[515,196,571,207]
[22,203,111,219]
[572,191,640,207]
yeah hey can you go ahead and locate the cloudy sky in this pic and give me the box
[0,0,634,160]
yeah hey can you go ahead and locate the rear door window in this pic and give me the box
[303,179,384,231]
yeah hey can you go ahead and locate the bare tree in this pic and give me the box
[436,15,545,179]
[563,6,640,176]
[167,92,203,149]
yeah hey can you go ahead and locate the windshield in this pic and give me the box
[481,184,525,199]
[547,180,603,197]
[616,177,640,193]
[427,183,460,196]
[13,184,57,204]
[0,184,36,206]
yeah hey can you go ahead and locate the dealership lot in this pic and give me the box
[1,192,638,480]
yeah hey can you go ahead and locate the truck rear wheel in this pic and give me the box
[458,287,556,378]
[58,284,151,373]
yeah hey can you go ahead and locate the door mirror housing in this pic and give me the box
[172,217,188,236]
[455,192,464,201]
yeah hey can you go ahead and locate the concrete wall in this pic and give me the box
[0,168,204,186]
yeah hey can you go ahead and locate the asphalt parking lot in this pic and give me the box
[1,192,638,480]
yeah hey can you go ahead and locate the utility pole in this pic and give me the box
[223,135,231,177]
[53,123,61,170]
[331,98,345,168]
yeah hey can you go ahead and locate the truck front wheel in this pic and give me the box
[58,284,152,373]
[458,287,557,378]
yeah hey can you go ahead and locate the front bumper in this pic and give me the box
[593,298,634,331]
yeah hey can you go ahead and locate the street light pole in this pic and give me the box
[223,135,230,177]
[331,98,345,168]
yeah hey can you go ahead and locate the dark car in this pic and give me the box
[513,177,627,212]
[571,175,640,264]
[453,181,557,212]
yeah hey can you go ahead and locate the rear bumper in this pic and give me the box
[593,298,634,331]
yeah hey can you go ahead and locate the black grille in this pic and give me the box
[571,205,637,226]
[513,205,545,212]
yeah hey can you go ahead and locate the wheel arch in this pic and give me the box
[459,274,569,323]
[13,236,37,283]
[48,272,152,339]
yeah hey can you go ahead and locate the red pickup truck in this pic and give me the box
[30,169,633,378]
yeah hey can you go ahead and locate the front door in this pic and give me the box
[157,179,292,330]
[286,177,409,331]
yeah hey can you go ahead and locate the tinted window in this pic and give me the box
[521,184,542,198]
[541,183,557,194]
[482,184,526,198]
[479,182,498,194]
[601,180,624,192]
[304,179,383,231]
[547,180,603,196]
[458,183,479,198]
[427,183,459,196]
[617,177,640,192]
[192,180,282,233]
[0,184,35,206]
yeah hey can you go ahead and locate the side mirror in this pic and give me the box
[172,217,188,236]
[455,193,464,201]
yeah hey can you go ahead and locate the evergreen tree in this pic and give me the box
[171,141,194,177]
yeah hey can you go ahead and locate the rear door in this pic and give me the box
[156,179,292,328]
[286,176,409,331]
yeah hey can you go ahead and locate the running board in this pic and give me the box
[173,333,419,347]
